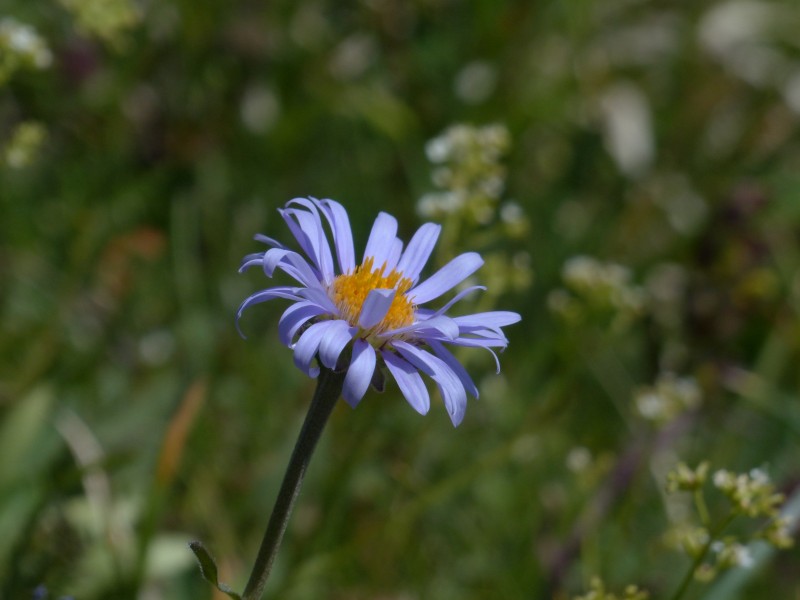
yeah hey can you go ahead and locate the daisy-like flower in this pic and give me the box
[237,197,520,426]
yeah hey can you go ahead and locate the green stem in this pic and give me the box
[241,367,345,600]
[694,489,711,528]
[668,513,737,600]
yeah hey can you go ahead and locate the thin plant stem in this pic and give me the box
[241,367,345,600]
[694,489,711,528]
[668,512,737,600]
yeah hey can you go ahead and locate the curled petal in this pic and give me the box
[343,339,376,407]
[261,248,323,289]
[317,198,355,274]
[298,286,339,314]
[254,233,286,249]
[236,287,303,337]
[278,301,327,347]
[281,202,335,284]
[293,321,333,377]
[318,320,356,369]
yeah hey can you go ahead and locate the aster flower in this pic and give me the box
[237,197,520,426]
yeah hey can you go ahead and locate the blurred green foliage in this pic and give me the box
[2,0,800,598]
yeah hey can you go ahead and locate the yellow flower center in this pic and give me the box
[329,256,415,333]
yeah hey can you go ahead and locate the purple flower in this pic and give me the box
[238,197,520,426]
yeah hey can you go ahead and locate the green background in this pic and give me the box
[2,0,800,598]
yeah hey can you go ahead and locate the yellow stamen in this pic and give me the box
[329,257,415,333]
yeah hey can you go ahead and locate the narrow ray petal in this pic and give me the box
[363,212,398,266]
[343,340,376,407]
[261,248,322,289]
[358,288,396,329]
[293,321,333,377]
[396,223,441,284]
[298,286,339,314]
[381,314,459,341]
[429,285,486,318]
[385,238,403,271]
[281,204,335,284]
[318,320,356,369]
[254,233,286,248]
[428,339,479,399]
[278,302,327,347]
[408,252,484,305]
[236,287,303,337]
[394,341,467,426]
[383,351,430,415]
[317,198,355,273]
[453,311,522,329]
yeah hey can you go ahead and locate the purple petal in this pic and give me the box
[318,320,356,369]
[261,248,323,289]
[453,328,510,346]
[396,223,441,284]
[297,286,339,314]
[236,287,303,337]
[385,238,403,271]
[445,338,502,373]
[408,252,484,305]
[428,339,479,399]
[382,351,430,415]
[343,339,376,407]
[430,285,486,318]
[293,321,334,377]
[254,233,286,249]
[381,315,459,341]
[453,311,522,329]
[317,198,355,274]
[240,255,266,272]
[358,288,396,329]
[393,341,467,426]
[278,301,327,347]
[363,212,398,266]
[281,202,335,284]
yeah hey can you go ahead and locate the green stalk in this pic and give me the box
[242,367,345,600]
[669,513,737,600]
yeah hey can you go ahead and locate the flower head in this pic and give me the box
[238,197,520,426]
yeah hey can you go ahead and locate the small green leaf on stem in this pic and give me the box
[189,541,242,600]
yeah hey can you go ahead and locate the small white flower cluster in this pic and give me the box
[418,123,511,223]
[710,539,754,569]
[0,18,52,84]
[417,123,532,299]
[549,256,645,329]
[634,373,701,423]
[693,538,755,583]
[666,462,795,585]
[573,577,649,600]
[666,461,709,493]
[712,468,784,518]
[667,523,710,558]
